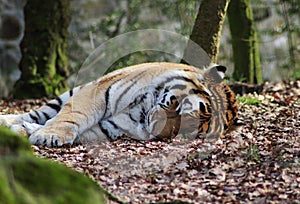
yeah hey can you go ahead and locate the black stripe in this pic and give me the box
[42,111,51,121]
[29,113,39,123]
[224,86,238,119]
[155,85,164,93]
[102,75,129,119]
[98,122,109,136]
[129,112,138,123]
[206,102,212,114]
[224,123,229,130]
[170,84,187,90]
[56,97,63,106]
[171,84,186,90]
[170,95,177,103]
[181,94,188,99]
[114,71,147,111]
[224,85,235,101]
[209,85,225,112]
[69,89,73,97]
[34,110,40,119]
[206,101,217,135]
[163,88,170,94]
[107,120,118,129]
[189,89,210,97]
[199,102,206,113]
[139,108,146,124]
[129,93,147,107]
[210,115,221,134]
[161,93,167,104]
[102,85,112,119]
[225,111,231,125]
[155,76,198,95]
[232,108,237,119]
[46,103,61,112]
[205,120,212,133]
[98,122,114,141]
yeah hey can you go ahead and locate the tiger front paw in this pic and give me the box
[29,128,76,147]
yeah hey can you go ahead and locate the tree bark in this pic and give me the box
[182,0,230,66]
[227,0,262,83]
[13,0,71,99]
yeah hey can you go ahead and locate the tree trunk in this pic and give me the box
[182,0,230,66]
[227,0,262,84]
[13,0,71,99]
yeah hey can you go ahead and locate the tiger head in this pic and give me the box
[149,64,238,141]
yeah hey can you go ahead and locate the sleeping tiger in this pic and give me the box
[0,62,238,147]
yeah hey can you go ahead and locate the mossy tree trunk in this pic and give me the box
[13,0,71,99]
[227,0,262,84]
[182,0,230,66]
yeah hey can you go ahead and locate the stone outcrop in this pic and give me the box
[0,126,107,204]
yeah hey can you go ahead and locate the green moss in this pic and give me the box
[1,156,106,204]
[0,127,107,204]
[237,96,261,105]
[0,126,32,155]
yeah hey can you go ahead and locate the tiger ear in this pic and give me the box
[205,65,227,83]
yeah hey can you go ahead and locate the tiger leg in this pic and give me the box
[0,86,82,136]
[75,120,124,144]
[78,111,154,143]
[29,82,107,147]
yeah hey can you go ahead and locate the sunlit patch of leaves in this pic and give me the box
[237,96,262,105]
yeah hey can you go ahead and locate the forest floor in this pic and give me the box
[0,80,299,203]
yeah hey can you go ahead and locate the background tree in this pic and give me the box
[277,0,300,78]
[227,0,262,83]
[182,0,230,66]
[13,0,71,99]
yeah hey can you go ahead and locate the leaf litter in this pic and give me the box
[1,80,299,203]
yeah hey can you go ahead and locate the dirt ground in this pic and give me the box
[1,80,299,203]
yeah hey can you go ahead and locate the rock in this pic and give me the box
[0,126,107,204]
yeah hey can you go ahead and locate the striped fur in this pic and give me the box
[0,62,238,146]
